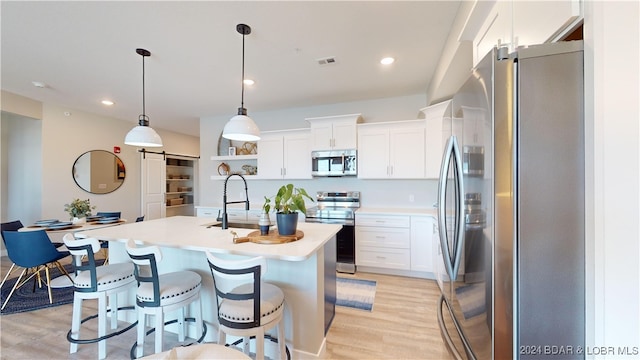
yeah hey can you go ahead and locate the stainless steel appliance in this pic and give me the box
[311,149,357,177]
[435,41,585,359]
[305,191,360,273]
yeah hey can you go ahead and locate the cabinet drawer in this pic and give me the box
[196,208,219,217]
[356,246,410,270]
[356,214,410,228]
[356,226,410,248]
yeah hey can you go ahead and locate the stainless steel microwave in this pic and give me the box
[311,149,357,177]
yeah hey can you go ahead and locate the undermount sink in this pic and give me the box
[207,222,261,230]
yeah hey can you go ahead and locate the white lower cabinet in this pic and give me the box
[356,212,437,278]
[356,214,411,270]
[410,216,436,273]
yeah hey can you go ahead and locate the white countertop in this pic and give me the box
[356,207,438,217]
[78,215,341,261]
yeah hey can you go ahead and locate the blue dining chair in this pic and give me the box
[1,230,73,310]
[1,220,24,288]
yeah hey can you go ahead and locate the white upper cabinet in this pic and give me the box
[512,0,582,48]
[306,114,362,151]
[258,129,311,180]
[472,0,583,65]
[420,100,452,179]
[358,120,426,179]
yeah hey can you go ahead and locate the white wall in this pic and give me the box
[584,0,640,352]
[1,112,42,224]
[40,103,199,232]
[0,97,199,249]
[199,94,440,210]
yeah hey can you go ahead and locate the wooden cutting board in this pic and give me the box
[233,230,304,244]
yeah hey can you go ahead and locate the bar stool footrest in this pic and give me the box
[228,334,291,360]
[129,317,208,359]
[66,305,137,344]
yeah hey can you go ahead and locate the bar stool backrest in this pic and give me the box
[125,240,163,307]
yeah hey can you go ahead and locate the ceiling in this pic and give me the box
[1,1,463,137]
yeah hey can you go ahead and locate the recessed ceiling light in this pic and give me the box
[32,81,47,88]
[380,57,395,65]
[101,100,114,106]
[243,79,255,86]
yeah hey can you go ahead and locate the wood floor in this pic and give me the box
[0,256,452,359]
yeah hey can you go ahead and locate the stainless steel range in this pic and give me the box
[305,191,360,274]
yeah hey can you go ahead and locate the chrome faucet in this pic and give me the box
[220,174,250,230]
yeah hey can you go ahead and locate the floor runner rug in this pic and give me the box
[336,277,376,311]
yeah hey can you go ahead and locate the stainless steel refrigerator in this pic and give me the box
[435,40,585,359]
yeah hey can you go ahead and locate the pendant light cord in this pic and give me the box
[142,53,146,118]
[136,48,150,126]
[240,30,245,110]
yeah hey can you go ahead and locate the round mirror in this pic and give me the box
[72,150,125,194]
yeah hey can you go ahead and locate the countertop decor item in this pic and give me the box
[64,198,96,220]
[222,24,260,142]
[232,229,304,244]
[270,184,313,235]
[124,48,163,147]
[272,184,313,215]
[259,197,272,235]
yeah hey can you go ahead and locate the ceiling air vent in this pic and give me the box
[317,56,338,66]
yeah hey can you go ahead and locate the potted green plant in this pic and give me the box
[64,198,96,223]
[269,184,313,235]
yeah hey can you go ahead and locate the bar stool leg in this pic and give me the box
[194,297,203,340]
[136,307,145,358]
[109,293,118,330]
[154,308,164,354]
[69,296,82,354]
[177,307,185,342]
[255,328,265,360]
[278,319,286,360]
[98,293,107,359]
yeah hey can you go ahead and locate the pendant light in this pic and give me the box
[124,48,163,147]
[222,24,260,141]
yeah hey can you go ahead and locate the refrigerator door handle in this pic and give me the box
[437,135,465,282]
[451,135,465,280]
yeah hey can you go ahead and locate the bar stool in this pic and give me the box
[206,252,287,360]
[126,239,204,358]
[63,233,137,359]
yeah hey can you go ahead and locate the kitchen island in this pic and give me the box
[78,216,340,359]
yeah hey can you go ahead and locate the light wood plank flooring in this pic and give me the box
[0,256,452,359]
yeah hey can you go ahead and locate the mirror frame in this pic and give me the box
[72,150,125,194]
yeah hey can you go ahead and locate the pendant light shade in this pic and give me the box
[222,24,260,141]
[125,48,163,147]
